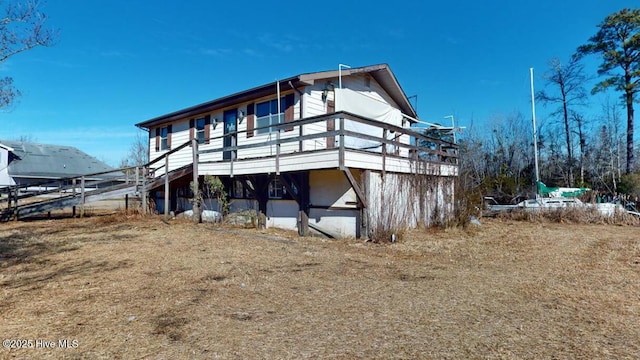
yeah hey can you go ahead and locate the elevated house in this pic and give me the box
[135,64,458,238]
[0,140,114,190]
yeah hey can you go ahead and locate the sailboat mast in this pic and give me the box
[530,68,541,198]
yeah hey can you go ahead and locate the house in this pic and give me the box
[0,140,114,190]
[135,64,458,238]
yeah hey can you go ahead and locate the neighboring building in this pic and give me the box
[135,64,459,238]
[0,140,114,189]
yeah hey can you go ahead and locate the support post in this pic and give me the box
[164,155,170,220]
[339,117,345,170]
[361,170,370,240]
[192,138,201,223]
[382,128,387,179]
[141,169,147,215]
[298,210,309,236]
[276,130,281,175]
[72,178,76,217]
[230,137,235,178]
[258,211,266,230]
[342,167,367,208]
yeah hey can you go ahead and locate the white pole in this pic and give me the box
[530,68,541,198]
[338,63,351,89]
[444,115,456,144]
[276,80,281,175]
[276,80,281,117]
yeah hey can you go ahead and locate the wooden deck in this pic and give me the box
[153,111,459,178]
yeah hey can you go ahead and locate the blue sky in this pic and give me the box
[1,0,634,166]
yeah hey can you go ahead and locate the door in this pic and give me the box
[223,109,237,160]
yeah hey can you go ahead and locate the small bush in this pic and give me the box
[369,225,404,244]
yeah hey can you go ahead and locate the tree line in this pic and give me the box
[457,8,640,203]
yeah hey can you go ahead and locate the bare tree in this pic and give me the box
[13,134,36,142]
[571,112,589,185]
[536,57,588,186]
[472,112,535,200]
[0,1,57,108]
[120,130,149,168]
[585,100,624,192]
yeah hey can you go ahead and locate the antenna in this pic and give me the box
[338,64,351,89]
[407,94,418,113]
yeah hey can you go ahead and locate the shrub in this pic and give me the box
[618,172,640,198]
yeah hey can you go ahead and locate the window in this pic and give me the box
[160,126,169,150]
[268,178,283,199]
[233,180,246,198]
[195,117,206,144]
[256,98,285,135]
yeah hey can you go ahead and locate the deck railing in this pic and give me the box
[0,166,145,220]
[190,111,458,174]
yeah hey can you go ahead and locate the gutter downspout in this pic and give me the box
[289,81,304,118]
[289,81,305,154]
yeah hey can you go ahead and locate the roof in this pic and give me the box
[136,63,417,129]
[1,140,114,179]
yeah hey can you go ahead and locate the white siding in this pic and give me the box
[302,83,331,151]
[308,169,359,237]
[367,171,455,230]
[309,208,358,238]
[147,74,413,174]
[344,74,400,109]
[310,169,357,208]
[266,200,299,231]
[0,147,13,187]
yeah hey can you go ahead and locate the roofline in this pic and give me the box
[136,75,309,129]
[136,63,418,129]
[0,143,14,152]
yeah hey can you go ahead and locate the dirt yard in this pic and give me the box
[1,214,639,359]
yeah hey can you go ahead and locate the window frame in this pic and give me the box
[255,98,286,135]
[160,126,169,151]
[195,117,206,144]
[233,180,246,199]
[268,178,283,199]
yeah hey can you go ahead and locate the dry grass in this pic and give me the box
[497,206,640,225]
[1,213,639,359]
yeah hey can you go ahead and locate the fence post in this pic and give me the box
[13,188,17,221]
[80,176,85,218]
[72,178,77,217]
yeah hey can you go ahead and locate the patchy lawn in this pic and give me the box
[1,214,639,359]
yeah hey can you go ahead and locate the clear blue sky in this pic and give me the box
[1,0,634,166]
